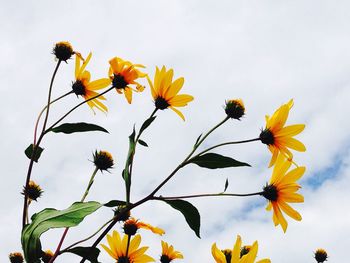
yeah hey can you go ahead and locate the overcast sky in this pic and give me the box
[1,0,350,262]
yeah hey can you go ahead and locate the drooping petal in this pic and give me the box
[168,94,194,107]
[124,87,133,104]
[170,106,185,121]
[211,243,226,263]
[87,78,111,90]
[279,201,302,221]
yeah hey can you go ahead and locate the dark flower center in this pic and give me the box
[124,222,138,236]
[222,250,232,263]
[53,43,74,61]
[259,128,275,145]
[262,184,278,201]
[93,151,114,172]
[315,250,328,262]
[225,101,245,120]
[118,256,130,263]
[240,246,250,258]
[160,255,172,263]
[72,80,86,96]
[155,97,170,110]
[112,74,128,89]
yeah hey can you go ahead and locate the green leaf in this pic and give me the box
[139,116,156,134]
[104,200,127,207]
[193,133,202,147]
[50,123,109,134]
[189,153,250,169]
[25,144,44,163]
[21,201,102,263]
[163,199,201,238]
[224,178,229,192]
[138,139,148,147]
[65,247,101,263]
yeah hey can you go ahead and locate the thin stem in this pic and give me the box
[45,86,115,133]
[191,138,261,159]
[34,90,73,145]
[49,167,100,262]
[153,192,264,200]
[125,235,131,259]
[61,218,114,252]
[149,116,230,197]
[81,167,99,202]
[48,228,69,263]
[22,60,62,228]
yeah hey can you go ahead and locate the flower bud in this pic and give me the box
[53,41,74,61]
[314,249,328,262]
[93,150,114,172]
[225,99,245,120]
[9,252,24,263]
[22,180,43,201]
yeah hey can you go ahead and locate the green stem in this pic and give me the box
[44,86,115,133]
[61,217,114,253]
[81,167,99,202]
[153,191,264,200]
[148,116,230,197]
[22,60,62,228]
[189,138,261,160]
[34,90,73,145]
[49,167,100,262]
[125,235,131,259]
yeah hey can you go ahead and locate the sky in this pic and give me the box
[1,0,350,262]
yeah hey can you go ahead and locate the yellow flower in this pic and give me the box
[73,52,111,113]
[101,231,155,263]
[147,66,194,121]
[211,235,270,263]
[160,241,183,262]
[314,248,328,263]
[123,217,165,236]
[109,57,147,104]
[262,154,305,232]
[259,99,306,167]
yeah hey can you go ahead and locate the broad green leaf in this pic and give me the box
[104,200,127,207]
[189,153,250,169]
[65,247,101,263]
[138,139,148,147]
[50,122,108,134]
[139,116,156,134]
[21,201,102,263]
[25,144,44,163]
[163,199,201,238]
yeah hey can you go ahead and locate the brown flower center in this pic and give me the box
[259,128,275,145]
[262,184,278,201]
[72,80,86,96]
[112,74,128,89]
[155,97,170,110]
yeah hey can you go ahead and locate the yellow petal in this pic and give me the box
[273,203,288,232]
[277,124,305,137]
[124,87,133,104]
[280,167,306,185]
[232,235,242,262]
[279,201,302,221]
[211,243,226,263]
[88,78,111,90]
[165,77,184,98]
[280,192,304,203]
[281,138,306,152]
[168,94,194,107]
[79,52,92,77]
[170,106,185,121]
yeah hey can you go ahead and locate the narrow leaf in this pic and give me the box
[189,153,250,169]
[163,199,201,238]
[21,202,102,263]
[50,122,108,134]
[224,178,229,192]
[104,200,127,207]
[138,139,148,147]
[25,144,44,163]
[194,133,202,147]
[65,247,101,263]
[139,116,156,134]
